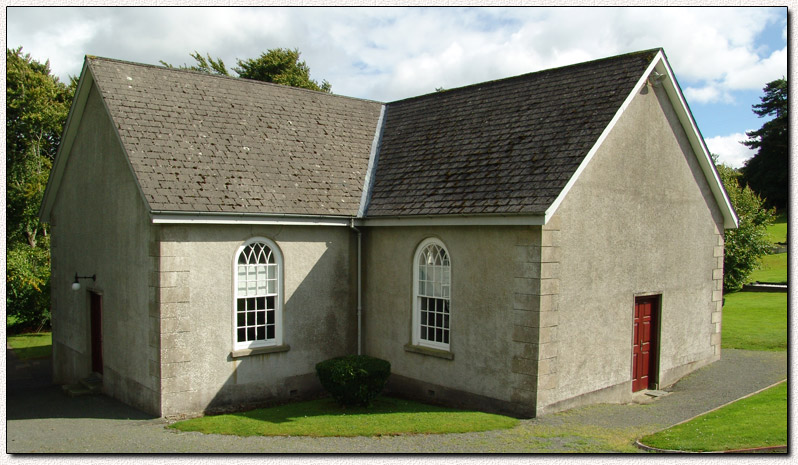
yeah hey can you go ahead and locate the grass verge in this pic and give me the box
[722,292,787,351]
[767,211,788,244]
[639,381,787,452]
[169,396,518,437]
[7,332,52,360]
[748,252,787,284]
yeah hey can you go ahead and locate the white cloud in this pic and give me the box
[705,132,757,169]
[7,6,787,102]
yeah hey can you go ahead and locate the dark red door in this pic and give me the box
[632,296,658,392]
[90,292,103,374]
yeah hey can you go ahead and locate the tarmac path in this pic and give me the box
[5,348,787,453]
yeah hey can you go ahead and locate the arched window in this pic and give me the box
[413,238,451,350]
[234,238,283,349]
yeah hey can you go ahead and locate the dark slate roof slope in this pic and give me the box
[366,49,659,217]
[88,57,383,216]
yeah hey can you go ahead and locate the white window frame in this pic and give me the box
[232,237,284,350]
[412,237,451,351]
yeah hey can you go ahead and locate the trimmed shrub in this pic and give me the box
[315,355,391,407]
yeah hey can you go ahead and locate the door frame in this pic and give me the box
[89,291,104,375]
[632,294,661,391]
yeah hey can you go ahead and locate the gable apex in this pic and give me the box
[543,49,738,229]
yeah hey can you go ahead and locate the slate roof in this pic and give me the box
[82,50,659,219]
[365,49,659,217]
[88,57,383,216]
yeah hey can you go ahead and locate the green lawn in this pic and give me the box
[640,381,787,452]
[748,252,787,284]
[767,211,788,244]
[169,396,518,437]
[7,332,52,360]
[721,292,787,351]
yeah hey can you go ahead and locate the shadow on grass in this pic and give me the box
[7,332,52,360]
[228,396,460,424]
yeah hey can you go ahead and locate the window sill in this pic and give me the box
[231,344,290,359]
[404,343,454,360]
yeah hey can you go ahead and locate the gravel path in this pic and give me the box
[6,349,787,453]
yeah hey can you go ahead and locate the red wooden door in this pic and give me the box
[632,296,658,392]
[90,292,103,374]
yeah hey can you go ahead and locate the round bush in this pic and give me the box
[315,355,391,407]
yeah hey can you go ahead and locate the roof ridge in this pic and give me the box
[85,55,385,105]
[387,48,662,106]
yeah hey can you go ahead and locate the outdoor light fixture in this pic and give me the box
[72,273,96,291]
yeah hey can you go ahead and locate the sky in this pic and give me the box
[5,5,789,169]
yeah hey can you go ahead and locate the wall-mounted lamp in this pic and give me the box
[72,273,96,291]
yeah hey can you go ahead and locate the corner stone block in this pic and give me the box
[158,286,190,304]
[540,246,561,263]
[148,240,160,258]
[711,311,722,323]
[161,361,192,379]
[540,278,560,295]
[538,326,558,344]
[511,356,538,376]
[162,374,196,393]
[515,245,541,262]
[512,310,540,328]
[512,325,539,344]
[513,342,539,361]
[511,388,537,404]
[537,372,559,391]
[513,372,538,391]
[160,302,190,319]
[538,310,559,328]
[712,268,723,280]
[514,227,542,246]
[161,346,191,364]
[537,356,557,375]
[714,246,724,258]
[159,241,185,258]
[159,271,189,288]
[514,277,541,295]
[712,290,723,302]
[540,262,560,279]
[161,317,193,334]
[159,255,188,273]
[540,229,560,247]
[539,294,559,313]
[514,261,541,279]
[710,332,722,346]
[537,341,559,360]
[514,293,540,312]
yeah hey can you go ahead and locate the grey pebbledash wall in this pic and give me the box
[155,224,358,417]
[49,84,160,414]
[533,82,726,415]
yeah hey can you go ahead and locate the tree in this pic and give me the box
[6,47,75,329]
[741,78,788,209]
[162,48,331,92]
[716,161,775,291]
[160,51,229,76]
